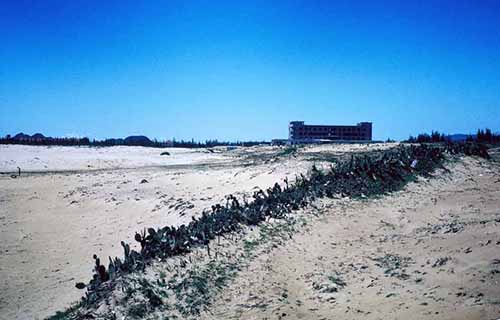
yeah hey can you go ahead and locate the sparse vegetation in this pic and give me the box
[49,142,491,319]
[313,273,347,294]
[276,146,298,158]
[372,254,413,280]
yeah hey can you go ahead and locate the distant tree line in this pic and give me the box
[170,138,267,148]
[406,131,448,143]
[0,135,92,146]
[0,133,269,148]
[406,128,500,144]
[472,128,499,144]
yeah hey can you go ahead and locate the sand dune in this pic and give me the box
[2,143,497,319]
[0,144,341,319]
[204,157,500,319]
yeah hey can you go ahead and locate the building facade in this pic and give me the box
[288,121,372,143]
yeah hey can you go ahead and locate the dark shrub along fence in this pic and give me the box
[77,142,489,305]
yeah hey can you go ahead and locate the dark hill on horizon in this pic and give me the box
[448,134,472,142]
[13,132,32,140]
[123,135,153,146]
[31,133,45,139]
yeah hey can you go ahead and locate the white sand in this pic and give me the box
[0,144,320,319]
[204,157,500,319]
[4,143,495,320]
[0,145,228,172]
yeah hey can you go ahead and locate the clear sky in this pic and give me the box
[1,0,499,141]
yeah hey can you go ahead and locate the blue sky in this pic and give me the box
[1,0,499,141]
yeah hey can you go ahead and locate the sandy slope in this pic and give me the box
[203,157,500,320]
[0,144,345,319]
[4,142,480,320]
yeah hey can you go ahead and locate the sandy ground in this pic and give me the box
[203,156,500,320]
[1,144,390,319]
[0,145,228,172]
[3,144,495,320]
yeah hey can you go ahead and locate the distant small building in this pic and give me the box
[288,121,372,144]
